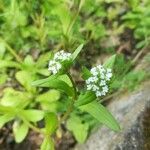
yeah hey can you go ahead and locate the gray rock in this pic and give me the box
[75,81,150,150]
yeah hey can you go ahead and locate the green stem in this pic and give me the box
[0,37,22,63]
[67,72,77,99]
[66,0,83,36]
[20,116,44,134]
[60,72,77,122]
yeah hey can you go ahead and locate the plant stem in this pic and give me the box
[20,116,44,134]
[67,72,77,99]
[60,72,77,122]
[66,0,83,36]
[0,37,22,63]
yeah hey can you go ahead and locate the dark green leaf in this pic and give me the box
[81,66,92,80]
[74,91,96,107]
[33,77,74,97]
[79,101,120,131]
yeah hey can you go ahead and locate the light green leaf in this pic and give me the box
[0,42,5,59]
[21,109,44,122]
[58,74,73,87]
[36,90,60,103]
[24,55,34,67]
[0,60,21,69]
[67,115,89,143]
[74,91,96,107]
[40,137,54,150]
[0,88,30,107]
[0,114,14,128]
[79,101,120,131]
[104,54,116,69]
[72,44,84,60]
[45,112,58,135]
[16,71,36,92]
[13,121,29,143]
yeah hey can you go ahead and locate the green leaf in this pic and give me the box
[58,74,73,87]
[72,44,84,60]
[74,91,96,107]
[0,60,21,69]
[16,71,36,92]
[45,112,58,135]
[81,66,92,80]
[0,114,14,128]
[21,109,44,122]
[104,54,116,69]
[79,101,120,131]
[33,76,74,97]
[24,55,34,67]
[32,75,56,86]
[40,137,54,150]
[36,90,60,103]
[0,88,30,107]
[13,121,29,143]
[67,115,89,143]
[0,42,6,59]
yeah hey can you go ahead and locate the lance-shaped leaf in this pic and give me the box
[79,101,120,131]
[72,44,84,60]
[74,91,96,107]
[32,76,74,97]
[81,66,92,80]
[104,54,116,69]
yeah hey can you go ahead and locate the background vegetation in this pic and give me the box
[0,0,150,149]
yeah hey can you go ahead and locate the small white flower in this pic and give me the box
[96,91,102,97]
[87,84,93,90]
[91,67,98,76]
[48,60,62,75]
[105,72,112,81]
[92,85,99,91]
[102,86,108,93]
[48,50,72,75]
[85,65,112,97]
[100,80,106,86]
[54,50,71,61]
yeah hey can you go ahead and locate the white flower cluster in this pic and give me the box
[86,65,112,97]
[48,50,72,75]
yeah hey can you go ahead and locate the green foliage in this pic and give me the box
[79,101,120,131]
[13,121,29,143]
[67,114,89,143]
[122,0,150,48]
[0,0,148,149]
